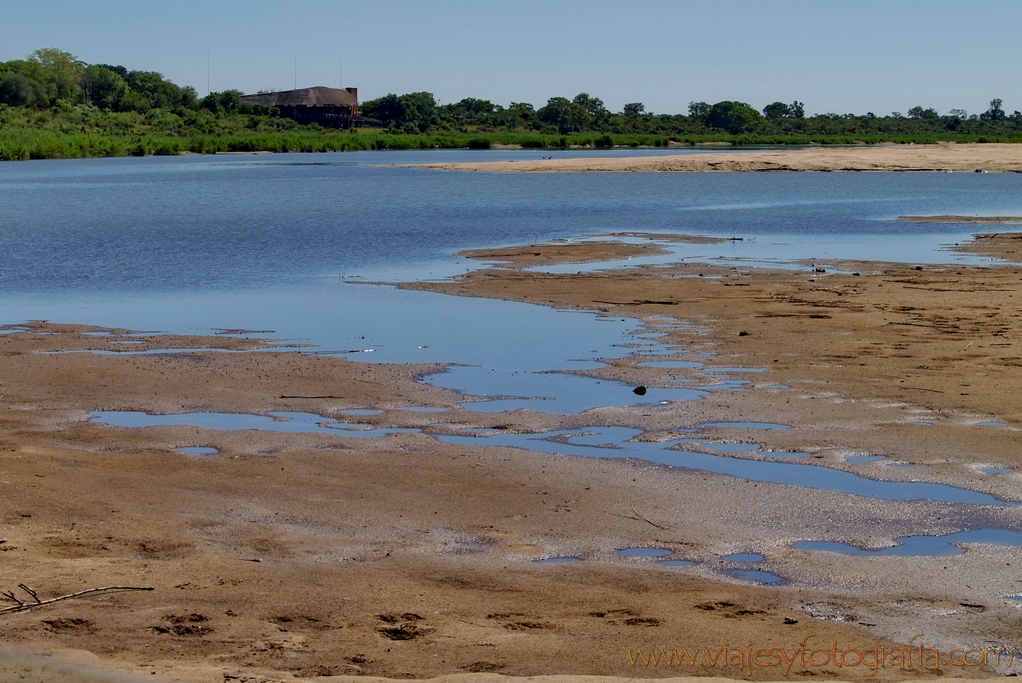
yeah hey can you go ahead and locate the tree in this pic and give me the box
[200,89,242,114]
[398,91,437,131]
[361,93,405,126]
[28,48,84,104]
[705,100,762,134]
[0,72,47,107]
[360,92,436,131]
[789,101,805,118]
[907,106,938,120]
[446,97,495,121]
[622,102,645,117]
[762,101,791,119]
[82,65,128,110]
[572,93,608,122]
[688,101,711,116]
[981,98,1005,121]
[537,96,590,133]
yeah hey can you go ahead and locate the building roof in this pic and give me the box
[240,87,358,107]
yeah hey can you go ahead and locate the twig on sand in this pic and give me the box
[630,505,670,530]
[0,585,153,615]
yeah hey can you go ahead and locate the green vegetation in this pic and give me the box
[2,48,1022,161]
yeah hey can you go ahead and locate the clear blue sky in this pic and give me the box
[5,0,1020,117]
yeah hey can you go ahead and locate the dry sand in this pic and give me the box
[387,143,1022,173]
[2,233,1022,682]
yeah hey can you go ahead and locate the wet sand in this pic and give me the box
[2,234,1022,682]
[388,143,1022,173]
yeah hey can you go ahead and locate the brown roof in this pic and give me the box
[240,87,358,107]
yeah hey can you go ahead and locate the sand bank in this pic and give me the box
[2,235,1021,682]
[388,143,1022,173]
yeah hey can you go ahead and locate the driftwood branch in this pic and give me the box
[278,395,347,399]
[630,505,670,530]
[0,585,153,615]
[18,584,39,603]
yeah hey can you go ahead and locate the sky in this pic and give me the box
[5,0,1020,117]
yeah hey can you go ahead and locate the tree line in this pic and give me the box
[361,92,1022,138]
[0,48,270,116]
[1,48,1020,150]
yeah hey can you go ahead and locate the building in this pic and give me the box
[240,86,361,128]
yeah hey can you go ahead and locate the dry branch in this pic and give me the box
[630,505,670,530]
[0,585,153,615]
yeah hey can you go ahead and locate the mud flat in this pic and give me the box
[2,235,1022,682]
[388,143,1022,173]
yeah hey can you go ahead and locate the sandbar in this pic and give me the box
[389,143,1022,173]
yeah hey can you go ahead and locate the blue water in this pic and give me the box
[721,553,766,562]
[795,528,1022,556]
[722,569,786,584]
[90,410,421,437]
[433,427,1019,505]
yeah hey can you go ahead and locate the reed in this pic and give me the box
[0,126,1015,162]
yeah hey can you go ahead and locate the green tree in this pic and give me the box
[688,101,711,116]
[705,101,762,134]
[201,89,242,114]
[762,101,791,119]
[0,72,47,107]
[907,106,938,120]
[82,65,128,110]
[398,91,437,131]
[28,48,84,104]
[361,93,405,126]
[622,102,645,117]
[981,98,1005,121]
[538,96,591,133]
[446,97,496,121]
[572,93,608,123]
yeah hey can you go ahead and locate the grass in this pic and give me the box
[0,104,1017,162]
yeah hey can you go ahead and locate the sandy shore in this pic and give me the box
[387,143,1022,173]
[2,234,1022,682]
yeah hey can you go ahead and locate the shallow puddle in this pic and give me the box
[721,568,785,584]
[435,427,1020,506]
[90,411,420,437]
[89,415,1019,507]
[720,552,765,562]
[533,557,582,563]
[795,528,1022,556]
[176,447,219,455]
[440,368,707,413]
